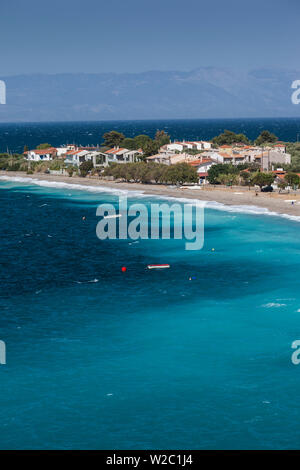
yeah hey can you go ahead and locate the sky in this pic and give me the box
[0,0,299,76]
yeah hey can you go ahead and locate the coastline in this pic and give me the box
[1,170,300,220]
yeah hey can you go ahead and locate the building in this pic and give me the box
[272,143,286,153]
[205,145,291,170]
[194,141,212,150]
[187,158,216,184]
[63,149,105,167]
[146,153,189,165]
[25,148,57,161]
[64,150,91,166]
[166,140,212,152]
[146,152,209,165]
[261,150,291,170]
[101,147,142,166]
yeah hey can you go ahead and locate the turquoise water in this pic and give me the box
[1,178,300,449]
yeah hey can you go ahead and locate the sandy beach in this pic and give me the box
[2,170,300,219]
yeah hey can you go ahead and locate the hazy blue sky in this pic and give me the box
[0,0,299,75]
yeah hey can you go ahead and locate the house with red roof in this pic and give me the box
[25,147,57,162]
[102,146,143,165]
[166,140,212,152]
[187,157,216,184]
[273,143,286,153]
[64,149,91,166]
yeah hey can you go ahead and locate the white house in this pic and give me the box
[201,151,224,163]
[64,150,91,166]
[166,140,212,152]
[272,143,286,153]
[187,158,216,184]
[56,147,69,157]
[193,141,212,150]
[166,142,189,152]
[102,147,142,166]
[25,148,57,162]
[196,159,215,173]
[146,153,186,165]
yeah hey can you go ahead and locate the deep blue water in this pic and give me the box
[1,118,300,153]
[1,178,300,449]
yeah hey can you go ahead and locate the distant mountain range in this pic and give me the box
[0,67,299,122]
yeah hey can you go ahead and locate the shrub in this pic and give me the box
[79,160,93,177]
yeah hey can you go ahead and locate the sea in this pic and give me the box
[1,117,300,153]
[1,119,300,450]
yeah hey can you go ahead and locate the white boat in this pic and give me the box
[147,264,170,269]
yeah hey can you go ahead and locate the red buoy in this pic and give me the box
[121,267,127,272]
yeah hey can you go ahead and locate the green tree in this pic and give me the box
[251,172,275,190]
[102,131,125,147]
[37,143,52,149]
[207,163,239,184]
[286,142,300,169]
[217,173,238,186]
[79,160,93,177]
[67,167,75,177]
[133,134,153,150]
[141,140,160,157]
[240,170,253,188]
[212,130,250,146]
[284,172,300,188]
[155,130,170,147]
[164,163,197,185]
[148,163,166,184]
[121,138,137,150]
[255,130,278,146]
[278,181,288,193]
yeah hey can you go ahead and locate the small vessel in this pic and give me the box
[147,264,170,269]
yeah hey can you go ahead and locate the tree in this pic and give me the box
[212,130,250,146]
[207,163,239,184]
[37,143,51,149]
[278,181,288,193]
[284,172,300,188]
[136,162,152,184]
[255,130,278,146]
[133,134,153,150]
[67,167,75,177]
[286,142,300,169]
[148,163,166,184]
[121,138,137,150]
[102,131,125,147]
[217,173,238,186]
[240,170,253,188]
[247,162,261,172]
[141,140,160,157]
[251,172,275,190]
[155,130,170,147]
[127,162,144,183]
[24,145,29,153]
[164,163,198,185]
[79,160,93,177]
[104,162,196,185]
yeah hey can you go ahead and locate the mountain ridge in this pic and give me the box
[0,67,299,122]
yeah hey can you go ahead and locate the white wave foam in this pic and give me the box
[0,175,145,198]
[1,175,300,222]
[142,194,300,222]
[262,302,287,308]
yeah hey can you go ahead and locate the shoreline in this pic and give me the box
[1,171,300,220]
